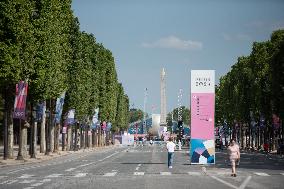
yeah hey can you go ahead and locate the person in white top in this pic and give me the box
[166,137,176,168]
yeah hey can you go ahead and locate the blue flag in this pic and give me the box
[55,91,66,124]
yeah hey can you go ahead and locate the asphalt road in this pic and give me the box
[0,144,284,189]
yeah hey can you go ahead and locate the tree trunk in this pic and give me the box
[16,120,24,160]
[40,110,46,153]
[54,123,60,152]
[88,129,92,148]
[7,103,14,159]
[50,125,54,153]
[21,122,29,158]
[33,122,37,158]
[67,126,72,151]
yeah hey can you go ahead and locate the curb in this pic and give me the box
[0,145,118,168]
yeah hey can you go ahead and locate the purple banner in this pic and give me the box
[13,81,28,120]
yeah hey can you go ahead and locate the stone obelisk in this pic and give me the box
[160,68,167,127]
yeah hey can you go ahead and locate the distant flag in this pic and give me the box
[259,114,265,129]
[13,81,28,120]
[102,121,107,131]
[107,122,112,131]
[273,114,280,129]
[36,101,46,122]
[91,108,99,129]
[55,91,66,124]
[66,109,75,125]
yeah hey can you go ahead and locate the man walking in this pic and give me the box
[166,137,176,168]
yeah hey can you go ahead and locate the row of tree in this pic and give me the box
[0,0,129,159]
[215,30,284,150]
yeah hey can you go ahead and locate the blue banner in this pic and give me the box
[107,122,112,131]
[91,108,99,129]
[36,101,46,122]
[55,91,66,124]
[66,109,75,125]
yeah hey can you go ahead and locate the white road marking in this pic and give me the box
[31,182,43,187]
[160,172,172,175]
[238,176,252,189]
[74,173,87,177]
[78,163,92,167]
[254,172,270,176]
[65,168,76,172]
[138,164,142,167]
[41,179,52,182]
[188,172,202,176]
[280,173,284,176]
[18,174,34,179]
[6,179,18,184]
[19,179,36,184]
[0,176,8,179]
[210,175,238,189]
[134,172,144,176]
[104,172,117,177]
[23,187,34,189]
[45,174,63,178]
[135,167,140,171]
[0,180,9,184]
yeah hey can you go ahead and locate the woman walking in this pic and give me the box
[228,139,240,177]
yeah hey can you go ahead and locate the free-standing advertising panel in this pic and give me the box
[190,70,215,164]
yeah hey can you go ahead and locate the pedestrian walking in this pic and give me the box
[228,139,240,177]
[166,137,176,168]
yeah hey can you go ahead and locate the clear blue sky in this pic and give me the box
[72,0,284,114]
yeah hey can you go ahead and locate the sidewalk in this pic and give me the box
[0,145,119,167]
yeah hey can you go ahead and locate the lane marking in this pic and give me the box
[74,173,87,177]
[31,182,43,187]
[280,173,284,176]
[41,179,52,182]
[18,174,34,179]
[0,180,9,184]
[65,168,76,172]
[135,167,140,171]
[210,175,238,189]
[138,164,142,167]
[23,187,34,189]
[7,179,18,184]
[160,172,171,175]
[104,172,117,177]
[19,179,37,184]
[134,172,144,176]
[238,176,252,189]
[45,174,63,178]
[254,172,270,176]
[188,172,201,176]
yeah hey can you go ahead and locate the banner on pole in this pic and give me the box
[91,108,99,129]
[190,70,215,164]
[13,81,28,120]
[36,101,46,122]
[55,91,66,124]
[66,109,75,125]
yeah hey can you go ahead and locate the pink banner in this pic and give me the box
[13,81,28,120]
[191,93,215,139]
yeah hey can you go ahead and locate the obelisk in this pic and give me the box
[160,68,167,127]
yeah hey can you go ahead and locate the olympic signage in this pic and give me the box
[190,70,215,164]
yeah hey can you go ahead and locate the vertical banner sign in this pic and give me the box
[190,70,215,164]
[36,101,46,122]
[66,109,75,125]
[91,108,99,129]
[55,91,66,124]
[13,81,28,120]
